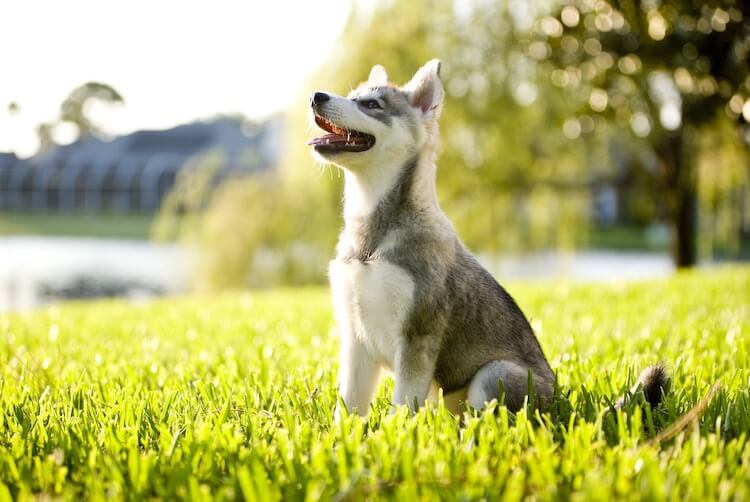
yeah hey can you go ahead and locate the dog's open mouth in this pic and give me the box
[307,114,375,153]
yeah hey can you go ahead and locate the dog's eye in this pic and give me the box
[361,99,382,110]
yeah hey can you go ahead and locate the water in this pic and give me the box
[0,236,675,313]
[479,250,674,282]
[0,236,191,312]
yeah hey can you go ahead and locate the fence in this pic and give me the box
[0,153,245,213]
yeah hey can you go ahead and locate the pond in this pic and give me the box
[0,236,191,312]
[0,236,675,313]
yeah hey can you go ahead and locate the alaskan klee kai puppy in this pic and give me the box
[308,60,668,417]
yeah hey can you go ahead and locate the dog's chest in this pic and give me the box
[329,257,414,367]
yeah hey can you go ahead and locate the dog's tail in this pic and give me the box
[615,364,671,409]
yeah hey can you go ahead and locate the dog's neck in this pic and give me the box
[342,148,438,222]
[337,146,441,262]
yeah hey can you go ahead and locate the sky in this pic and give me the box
[0,0,351,157]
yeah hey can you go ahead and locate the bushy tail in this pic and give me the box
[615,364,671,409]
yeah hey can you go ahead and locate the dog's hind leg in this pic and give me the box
[467,360,553,412]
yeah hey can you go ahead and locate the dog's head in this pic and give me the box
[308,59,444,171]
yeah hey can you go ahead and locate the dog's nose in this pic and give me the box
[311,92,330,107]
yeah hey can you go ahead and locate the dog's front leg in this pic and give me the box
[336,333,379,419]
[392,342,437,413]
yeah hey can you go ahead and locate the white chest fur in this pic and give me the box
[329,258,414,368]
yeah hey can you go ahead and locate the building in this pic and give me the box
[0,116,281,213]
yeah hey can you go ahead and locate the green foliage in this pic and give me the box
[152,146,339,289]
[152,151,226,243]
[190,172,336,289]
[696,117,750,258]
[193,0,594,288]
[538,1,750,132]
[188,0,749,287]
[1,267,749,499]
[538,0,750,265]
[59,82,124,138]
[34,81,124,153]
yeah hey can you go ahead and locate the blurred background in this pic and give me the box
[1,0,748,312]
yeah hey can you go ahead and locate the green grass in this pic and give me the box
[1,268,749,500]
[579,225,668,251]
[0,213,155,240]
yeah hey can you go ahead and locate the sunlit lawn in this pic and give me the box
[0,213,154,240]
[1,267,749,500]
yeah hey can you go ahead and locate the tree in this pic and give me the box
[35,82,124,153]
[59,82,124,138]
[536,0,750,266]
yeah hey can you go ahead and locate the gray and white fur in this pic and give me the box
[309,60,664,417]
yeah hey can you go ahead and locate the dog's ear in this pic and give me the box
[368,64,389,86]
[403,59,444,117]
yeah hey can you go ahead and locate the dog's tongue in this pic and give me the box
[307,133,344,146]
[307,133,367,146]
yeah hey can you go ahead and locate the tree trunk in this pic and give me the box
[659,129,698,268]
[671,186,698,267]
